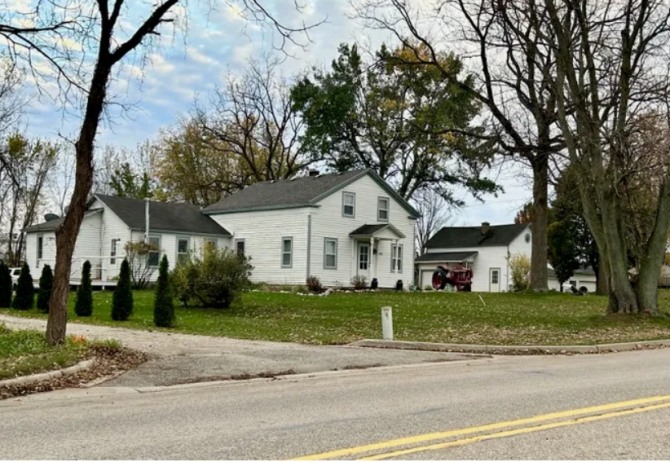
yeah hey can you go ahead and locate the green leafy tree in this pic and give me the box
[11,263,33,310]
[0,263,12,307]
[108,162,153,199]
[112,259,133,321]
[153,255,175,327]
[36,265,53,313]
[292,43,497,203]
[74,261,93,316]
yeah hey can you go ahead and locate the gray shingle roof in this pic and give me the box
[415,251,479,263]
[96,195,230,236]
[350,224,406,238]
[202,169,420,217]
[25,196,230,236]
[425,223,529,248]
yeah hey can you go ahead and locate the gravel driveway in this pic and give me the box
[0,314,484,388]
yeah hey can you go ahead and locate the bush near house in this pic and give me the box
[172,247,253,308]
[37,265,54,313]
[75,261,93,317]
[112,259,133,320]
[351,275,367,290]
[509,253,531,292]
[0,263,12,307]
[306,275,323,293]
[153,255,175,327]
[11,263,34,310]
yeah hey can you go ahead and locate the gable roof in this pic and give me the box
[95,195,230,236]
[202,169,420,218]
[425,223,529,249]
[23,210,101,233]
[24,195,230,237]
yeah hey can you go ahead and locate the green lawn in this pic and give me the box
[2,289,670,346]
[0,325,90,380]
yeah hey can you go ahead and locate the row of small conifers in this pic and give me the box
[0,257,175,328]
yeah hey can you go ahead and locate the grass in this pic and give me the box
[1,289,670,346]
[0,324,90,380]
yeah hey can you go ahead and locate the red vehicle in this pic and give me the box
[432,265,473,291]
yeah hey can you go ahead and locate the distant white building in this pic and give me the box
[416,222,531,292]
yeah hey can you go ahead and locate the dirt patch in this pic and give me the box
[0,345,147,400]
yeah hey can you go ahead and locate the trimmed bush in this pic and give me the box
[36,265,54,313]
[153,255,175,327]
[112,259,133,321]
[74,261,93,316]
[172,247,253,308]
[509,253,531,291]
[11,263,34,310]
[0,263,11,307]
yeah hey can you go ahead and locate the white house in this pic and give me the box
[547,266,598,293]
[202,169,420,288]
[23,195,231,285]
[24,169,419,289]
[416,222,531,292]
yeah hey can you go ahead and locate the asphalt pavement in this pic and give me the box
[0,314,483,388]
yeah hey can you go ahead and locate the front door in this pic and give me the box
[490,268,501,292]
[358,242,370,279]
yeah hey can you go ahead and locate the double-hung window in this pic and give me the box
[324,238,338,269]
[342,192,355,217]
[378,197,389,221]
[235,239,245,257]
[147,236,160,267]
[281,237,293,268]
[391,244,403,273]
[177,238,189,263]
[110,239,119,265]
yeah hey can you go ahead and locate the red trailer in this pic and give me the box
[432,265,473,291]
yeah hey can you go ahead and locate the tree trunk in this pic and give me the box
[529,154,548,291]
[45,60,111,345]
[596,262,608,295]
[635,177,670,314]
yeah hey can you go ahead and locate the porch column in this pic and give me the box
[370,237,376,281]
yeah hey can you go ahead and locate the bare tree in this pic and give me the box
[195,58,311,191]
[545,0,670,314]
[354,0,567,290]
[413,189,450,254]
[0,1,318,344]
[0,134,58,265]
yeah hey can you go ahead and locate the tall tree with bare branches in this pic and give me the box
[0,0,318,344]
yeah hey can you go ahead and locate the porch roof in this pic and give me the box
[349,223,406,239]
[415,251,479,263]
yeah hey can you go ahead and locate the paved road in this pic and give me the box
[2,348,669,459]
[0,314,479,386]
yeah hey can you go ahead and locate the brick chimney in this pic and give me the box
[481,222,490,235]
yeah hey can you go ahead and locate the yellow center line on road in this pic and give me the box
[292,394,670,460]
[361,401,670,460]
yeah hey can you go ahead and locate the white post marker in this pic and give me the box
[381,306,393,340]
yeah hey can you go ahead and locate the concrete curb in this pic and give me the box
[0,359,95,388]
[349,339,670,355]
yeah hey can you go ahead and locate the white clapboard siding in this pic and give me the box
[310,174,416,289]
[210,208,308,285]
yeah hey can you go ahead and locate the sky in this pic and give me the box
[18,0,533,226]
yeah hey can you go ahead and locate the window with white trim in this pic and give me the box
[378,197,389,221]
[147,236,160,267]
[391,244,403,273]
[37,236,43,260]
[281,237,293,268]
[324,238,338,269]
[110,239,119,265]
[177,238,189,263]
[342,192,355,217]
[235,239,245,257]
